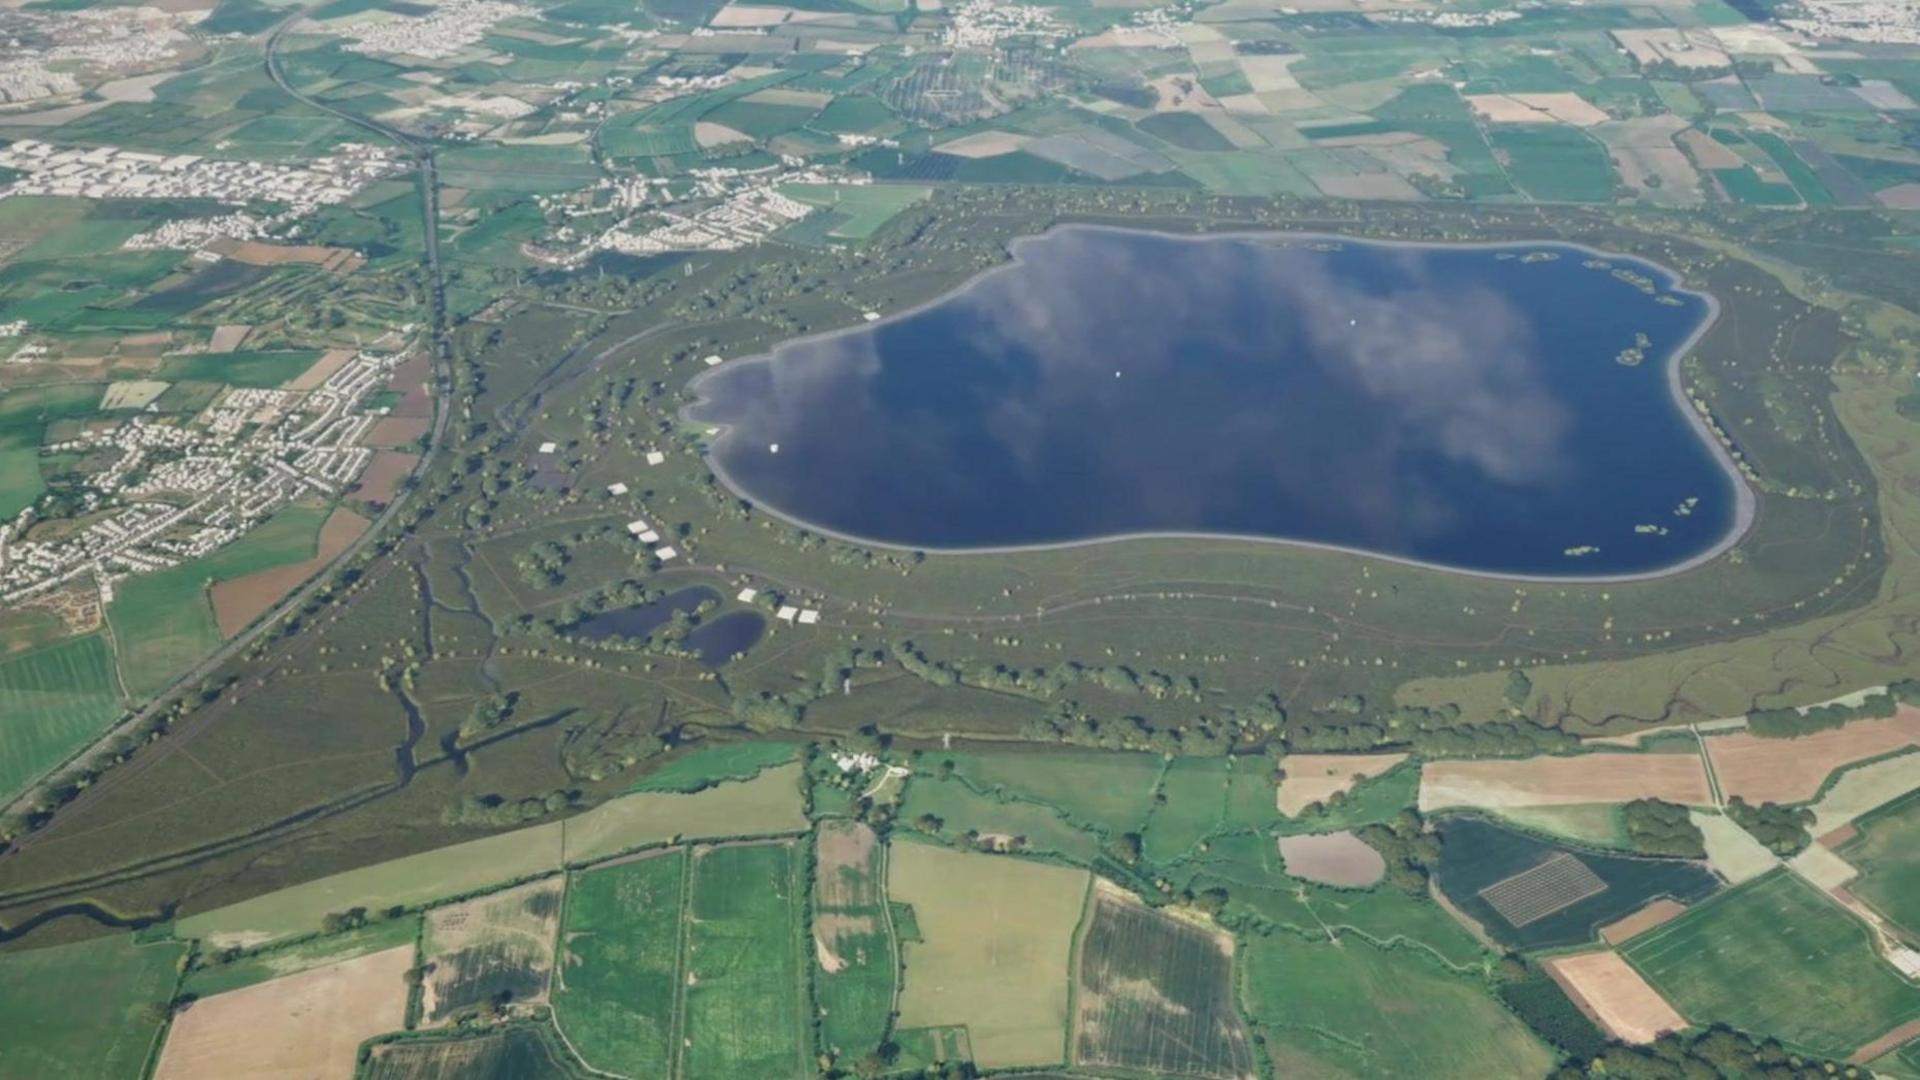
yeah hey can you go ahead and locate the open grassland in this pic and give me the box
[1420,752,1712,812]
[421,878,563,1024]
[1840,790,1920,941]
[890,840,1090,1068]
[783,183,933,241]
[183,914,419,999]
[1241,931,1553,1079]
[938,750,1161,834]
[1071,884,1254,1079]
[154,944,413,1080]
[1433,816,1720,951]
[1622,870,1920,1057]
[626,740,798,793]
[813,820,895,1062]
[682,842,811,1079]
[1706,713,1920,805]
[898,773,1103,863]
[553,851,683,1077]
[174,765,803,948]
[0,632,123,803]
[363,1024,587,1079]
[0,933,186,1080]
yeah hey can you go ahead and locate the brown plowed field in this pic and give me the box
[1421,753,1711,812]
[210,508,368,637]
[154,944,412,1080]
[352,450,417,504]
[1599,899,1688,945]
[1706,710,1920,805]
[1544,950,1687,1045]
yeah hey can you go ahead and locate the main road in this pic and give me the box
[0,8,455,834]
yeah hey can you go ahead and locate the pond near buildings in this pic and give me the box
[687,227,1745,578]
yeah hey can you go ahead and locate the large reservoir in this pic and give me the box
[687,227,1744,577]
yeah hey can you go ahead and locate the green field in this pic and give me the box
[626,740,797,793]
[682,842,811,1079]
[553,852,684,1077]
[0,933,187,1079]
[182,913,419,998]
[1488,126,1618,203]
[783,183,932,241]
[0,382,105,517]
[1623,870,1920,1057]
[156,350,323,388]
[1241,931,1553,1079]
[812,821,895,1063]
[897,772,1103,863]
[889,839,1089,1068]
[0,632,124,802]
[937,750,1161,835]
[1843,790,1920,941]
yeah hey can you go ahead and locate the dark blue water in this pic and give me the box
[573,586,765,664]
[687,228,1740,576]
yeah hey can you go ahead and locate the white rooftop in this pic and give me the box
[607,482,629,495]
[776,605,798,622]
[537,441,557,454]
[736,587,757,602]
[655,546,678,560]
[798,609,820,625]
[645,451,666,466]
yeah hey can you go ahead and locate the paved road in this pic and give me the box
[1,9,454,829]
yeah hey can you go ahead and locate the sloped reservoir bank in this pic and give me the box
[688,227,1747,578]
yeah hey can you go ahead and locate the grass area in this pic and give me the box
[1840,789,1920,940]
[1488,125,1618,202]
[936,750,1161,835]
[0,382,104,517]
[0,933,187,1079]
[0,632,124,802]
[889,839,1089,1068]
[181,914,420,998]
[174,765,804,947]
[781,184,932,241]
[1241,932,1553,1079]
[813,821,894,1063]
[553,851,683,1077]
[1275,761,1421,836]
[625,741,797,793]
[897,773,1103,863]
[682,842,810,1079]
[1622,870,1920,1057]
[156,350,324,389]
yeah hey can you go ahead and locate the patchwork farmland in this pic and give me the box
[420,878,564,1025]
[681,842,811,1079]
[812,820,896,1063]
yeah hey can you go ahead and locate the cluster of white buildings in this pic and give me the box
[1782,0,1920,44]
[123,211,273,252]
[0,351,400,607]
[0,141,403,216]
[337,0,532,60]
[591,164,859,255]
[1376,7,1523,28]
[0,6,193,103]
[941,0,1067,48]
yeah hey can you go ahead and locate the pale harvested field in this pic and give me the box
[709,4,831,26]
[101,380,169,410]
[1419,753,1711,812]
[1238,53,1302,93]
[368,416,431,448]
[1312,172,1420,200]
[815,819,879,910]
[891,841,1088,1068]
[935,131,1031,158]
[1277,831,1385,887]
[1467,92,1606,127]
[1678,128,1745,170]
[1705,711,1920,805]
[211,508,368,638]
[694,121,749,148]
[1788,844,1859,890]
[353,449,417,504]
[1809,751,1920,834]
[421,878,562,1023]
[154,944,413,1080]
[208,324,252,353]
[1276,752,1405,815]
[743,87,832,108]
[1599,899,1688,946]
[286,348,355,391]
[1545,950,1686,1044]
[1692,810,1778,885]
